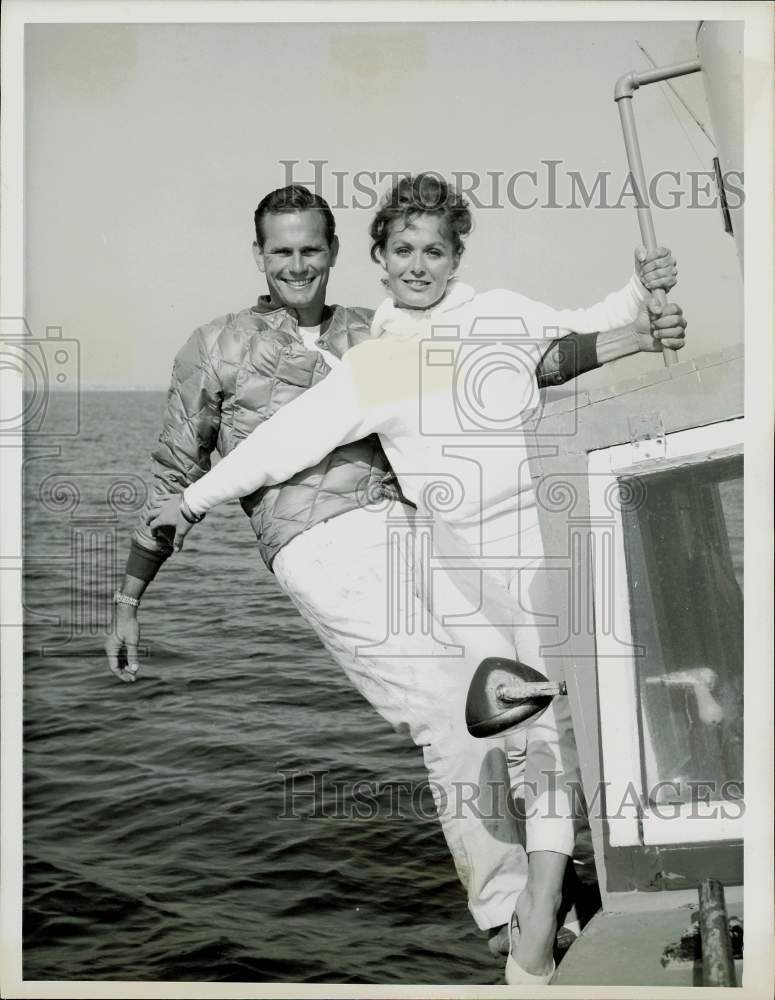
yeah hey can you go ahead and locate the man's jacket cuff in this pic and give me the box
[126,539,168,581]
[537,332,600,388]
[558,331,600,379]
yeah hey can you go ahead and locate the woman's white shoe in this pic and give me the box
[505,909,556,985]
[505,953,556,986]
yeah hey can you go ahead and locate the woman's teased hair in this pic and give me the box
[369,173,472,263]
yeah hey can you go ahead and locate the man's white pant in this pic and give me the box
[272,503,584,931]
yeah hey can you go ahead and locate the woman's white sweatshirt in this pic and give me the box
[185,274,648,526]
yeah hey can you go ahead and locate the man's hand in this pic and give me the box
[634,296,687,353]
[146,495,195,552]
[635,246,678,293]
[105,604,141,683]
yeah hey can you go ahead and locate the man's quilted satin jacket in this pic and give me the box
[129,296,589,576]
[131,299,403,572]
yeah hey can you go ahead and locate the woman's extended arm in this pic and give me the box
[182,350,383,517]
[549,271,647,333]
[547,246,677,334]
[536,299,687,386]
[145,339,408,548]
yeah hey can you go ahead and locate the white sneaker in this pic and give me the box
[505,910,556,985]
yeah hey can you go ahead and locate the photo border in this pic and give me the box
[2,2,772,998]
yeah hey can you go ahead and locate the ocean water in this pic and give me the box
[21,391,508,985]
[20,390,744,986]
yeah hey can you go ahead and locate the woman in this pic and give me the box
[149,175,685,983]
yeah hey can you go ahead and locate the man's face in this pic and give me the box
[254,210,338,324]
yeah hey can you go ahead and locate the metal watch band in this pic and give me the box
[114,591,140,608]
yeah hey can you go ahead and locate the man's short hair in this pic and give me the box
[254,185,336,247]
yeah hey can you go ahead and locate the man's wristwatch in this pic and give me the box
[114,591,140,608]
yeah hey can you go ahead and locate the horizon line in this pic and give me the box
[33,385,168,392]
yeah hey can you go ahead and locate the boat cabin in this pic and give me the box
[532,19,745,985]
[533,344,744,986]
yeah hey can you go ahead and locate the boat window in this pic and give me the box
[619,454,743,811]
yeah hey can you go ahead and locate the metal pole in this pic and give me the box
[614,60,702,368]
[615,60,704,95]
[698,878,737,987]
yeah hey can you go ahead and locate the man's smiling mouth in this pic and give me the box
[283,278,315,289]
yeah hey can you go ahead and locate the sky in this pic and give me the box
[24,17,744,389]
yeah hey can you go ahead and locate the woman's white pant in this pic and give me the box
[272,503,584,931]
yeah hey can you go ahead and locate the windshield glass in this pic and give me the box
[620,454,743,809]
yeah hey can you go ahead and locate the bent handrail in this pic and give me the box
[614,59,702,367]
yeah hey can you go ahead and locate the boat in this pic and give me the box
[467,21,746,987]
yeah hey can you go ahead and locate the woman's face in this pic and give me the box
[381,213,459,309]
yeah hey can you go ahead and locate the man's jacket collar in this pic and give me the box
[252,295,334,327]
[251,296,371,358]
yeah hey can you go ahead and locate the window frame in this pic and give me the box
[587,416,744,847]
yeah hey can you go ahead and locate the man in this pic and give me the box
[106,184,682,975]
